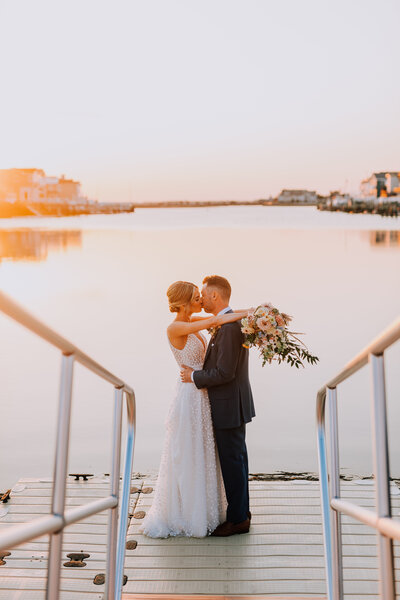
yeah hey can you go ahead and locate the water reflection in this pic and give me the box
[369,230,400,247]
[0,225,399,266]
[0,229,82,262]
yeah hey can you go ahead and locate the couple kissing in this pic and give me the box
[141,275,255,538]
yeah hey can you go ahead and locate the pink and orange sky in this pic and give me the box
[0,0,399,203]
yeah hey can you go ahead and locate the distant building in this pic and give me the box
[329,192,351,207]
[360,172,400,202]
[57,175,81,201]
[0,168,87,205]
[277,189,317,204]
[0,168,45,203]
[385,172,400,196]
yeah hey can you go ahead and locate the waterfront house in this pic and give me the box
[37,174,83,204]
[277,189,317,203]
[0,168,134,217]
[0,168,88,206]
[360,171,400,202]
[385,172,400,196]
[0,168,45,203]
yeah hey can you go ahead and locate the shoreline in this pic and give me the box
[2,199,399,220]
[0,200,135,219]
[4,467,400,492]
[4,470,387,491]
[131,470,400,483]
[131,200,317,209]
[318,201,400,218]
[0,199,317,219]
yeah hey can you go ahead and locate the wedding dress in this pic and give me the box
[140,333,226,538]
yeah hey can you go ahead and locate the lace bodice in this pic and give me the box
[168,333,206,370]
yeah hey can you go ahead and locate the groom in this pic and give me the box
[180,275,255,536]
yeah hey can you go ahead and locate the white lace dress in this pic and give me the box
[140,333,226,538]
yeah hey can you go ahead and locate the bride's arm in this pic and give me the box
[168,311,247,337]
[190,315,213,322]
[191,309,253,322]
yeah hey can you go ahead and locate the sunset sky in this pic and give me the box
[0,0,399,203]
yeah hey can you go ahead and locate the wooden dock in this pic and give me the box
[1,475,400,598]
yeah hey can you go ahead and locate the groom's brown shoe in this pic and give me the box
[211,518,250,537]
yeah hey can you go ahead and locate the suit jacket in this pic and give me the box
[193,313,255,429]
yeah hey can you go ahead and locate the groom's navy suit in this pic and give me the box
[193,311,255,525]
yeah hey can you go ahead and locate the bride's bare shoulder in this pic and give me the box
[167,320,187,338]
[167,321,178,333]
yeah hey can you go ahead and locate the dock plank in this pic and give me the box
[1,477,400,598]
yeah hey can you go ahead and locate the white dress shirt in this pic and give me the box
[190,306,232,382]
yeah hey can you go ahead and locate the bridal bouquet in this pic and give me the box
[241,304,319,368]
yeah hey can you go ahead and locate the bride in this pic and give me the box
[140,281,247,538]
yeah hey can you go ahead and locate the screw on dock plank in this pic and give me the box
[63,552,90,567]
[68,473,94,481]
[0,552,11,566]
[0,490,11,503]
[126,540,137,550]
[93,573,127,586]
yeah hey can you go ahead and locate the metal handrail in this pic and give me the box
[0,290,136,600]
[317,316,400,600]
[0,290,133,391]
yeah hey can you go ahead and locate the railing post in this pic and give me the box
[327,387,343,600]
[370,353,395,600]
[47,353,74,600]
[316,387,333,600]
[115,390,136,600]
[105,386,124,600]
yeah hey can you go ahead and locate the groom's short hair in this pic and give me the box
[203,275,231,300]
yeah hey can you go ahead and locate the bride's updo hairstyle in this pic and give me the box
[167,281,197,313]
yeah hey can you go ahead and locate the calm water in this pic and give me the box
[0,206,399,488]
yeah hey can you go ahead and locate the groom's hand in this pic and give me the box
[180,364,194,383]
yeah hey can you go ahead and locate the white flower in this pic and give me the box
[242,325,255,334]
